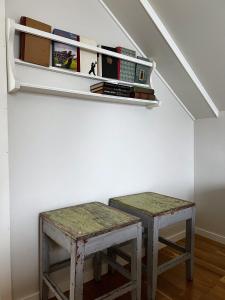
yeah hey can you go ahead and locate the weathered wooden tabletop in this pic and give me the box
[40,202,140,240]
[109,192,195,217]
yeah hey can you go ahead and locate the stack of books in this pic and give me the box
[130,87,156,100]
[90,82,131,97]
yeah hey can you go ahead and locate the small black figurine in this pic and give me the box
[89,61,97,75]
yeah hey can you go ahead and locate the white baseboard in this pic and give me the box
[196,227,225,245]
[20,292,39,300]
[20,230,185,300]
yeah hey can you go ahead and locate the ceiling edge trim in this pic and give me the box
[99,0,195,120]
[154,69,195,120]
[139,0,219,118]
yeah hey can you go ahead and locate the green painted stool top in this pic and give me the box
[40,202,139,240]
[109,192,195,217]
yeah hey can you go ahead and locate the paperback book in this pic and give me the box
[80,36,98,75]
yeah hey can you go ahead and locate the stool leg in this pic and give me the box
[147,218,159,300]
[93,252,102,282]
[39,219,49,300]
[107,248,116,275]
[185,207,196,281]
[131,223,142,300]
[70,240,85,300]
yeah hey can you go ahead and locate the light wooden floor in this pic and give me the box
[57,235,225,299]
[156,235,225,299]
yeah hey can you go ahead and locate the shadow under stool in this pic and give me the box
[109,192,196,300]
[39,202,142,300]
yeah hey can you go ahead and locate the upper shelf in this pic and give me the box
[15,59,152,89]
[6,18,160,109]
[14,21,154,67]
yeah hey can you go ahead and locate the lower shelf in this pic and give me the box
[17,83,160,109]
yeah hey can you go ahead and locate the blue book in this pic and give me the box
[135,56,150,84]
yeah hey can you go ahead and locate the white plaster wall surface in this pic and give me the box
[6,0,194,298]
[195,111,225,237]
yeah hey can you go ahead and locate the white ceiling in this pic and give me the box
[103,0,223,118]
[149,0,225,112]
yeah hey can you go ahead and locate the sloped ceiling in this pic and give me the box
[149,0,225,112]
[103,0,220,119]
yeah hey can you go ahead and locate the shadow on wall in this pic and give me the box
[195,187,225,236]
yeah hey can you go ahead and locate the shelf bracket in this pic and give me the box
[6,18,20,93]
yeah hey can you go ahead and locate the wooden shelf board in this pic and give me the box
[18,82,160,108]
[15,59,151,88]
[14,20,153,67]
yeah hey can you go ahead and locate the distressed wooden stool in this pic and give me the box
[39,202,142,300]
[109,192,196,300]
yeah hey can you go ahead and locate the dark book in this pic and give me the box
[92,89,117,96]
[20,17,51,66]
[135,56,151,84]
[91,84,131,96]
[131,86,154,94]
[101,46,118,79]
[117,47,136,82]
[92,90,131,97]
[91,87,130,93]
[130,92,156,100]
[52,29,80,71]
[91,86,131,92]
[90,82,131,91]
[91,88,131,96]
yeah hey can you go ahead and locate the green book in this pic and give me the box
[135,56,150,84]
[117,47,136,82]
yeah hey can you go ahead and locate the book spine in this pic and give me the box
[77,35,80,72]
[97,48,102,77]
[91,82,131,91]
[130,92,156,100]
[92,90,117,95]
[93,91,131,97]
[116,47,122,80]
[131,87,155,94]
[19,16,26,60]
[91,86,129,92]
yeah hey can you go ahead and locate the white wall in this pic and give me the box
[6,0,194,299]
[195,111,225,241]
[0,0,12,298]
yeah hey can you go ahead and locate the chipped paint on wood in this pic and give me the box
[110,192,195,216]
[40,202,139,240]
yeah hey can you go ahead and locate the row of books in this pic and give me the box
[90,82,156,100]
[20,17,151,84]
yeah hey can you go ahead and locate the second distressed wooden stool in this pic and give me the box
[39,202,142,300]
[109,192,196,300]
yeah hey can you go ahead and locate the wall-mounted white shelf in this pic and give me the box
[6,18,160,109]
[19,83,159,108]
